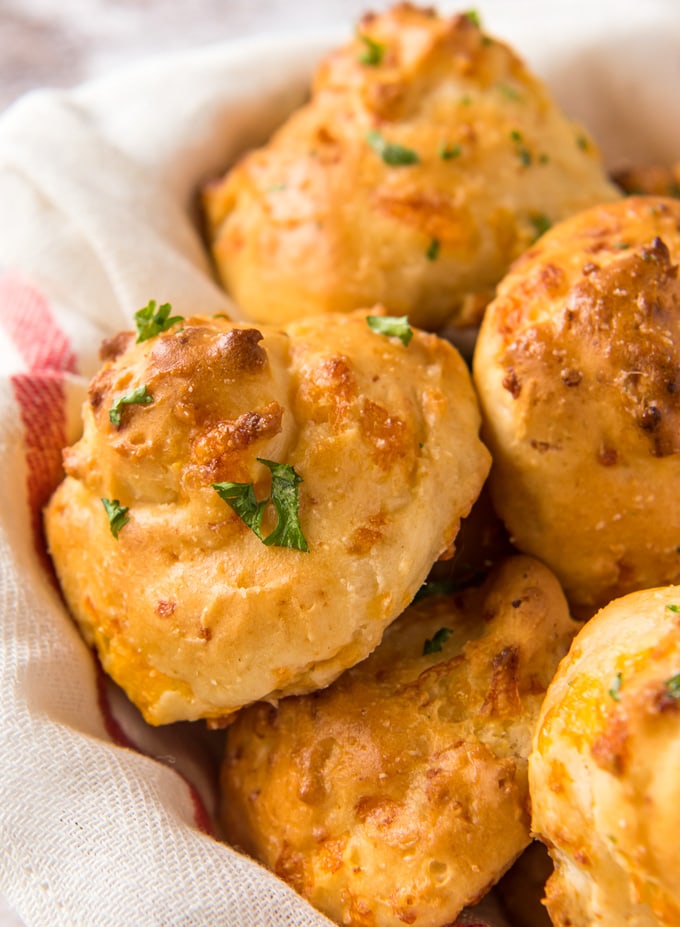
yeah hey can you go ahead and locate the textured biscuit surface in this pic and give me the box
[203,3,619,331]
[473,196,680,614]
[44,311,489,724]
[530,586,680,926]
[220,555,576,927]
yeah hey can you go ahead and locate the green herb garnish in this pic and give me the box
[134,300,184,343]
[101,498,130,539]
[423,627,453,655]
[109,385,153,427]
[463,9,482,27]
[213,459,309,552]
[366,130,419,166]
[667,603,680,613]
[665,673,680,699]
[426,238,440,261]
[439,142,462,161]
[366,314,413,346]
[510,129,532,167]
[576,133,589,151]
[529,213,552,241]
[608,671,623,702]
[498,83,523,101]
[358,33,385,66]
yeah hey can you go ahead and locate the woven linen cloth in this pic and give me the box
[0,3,677,923]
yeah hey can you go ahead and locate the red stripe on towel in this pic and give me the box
[1,274,217,837]
[0,274,78,571]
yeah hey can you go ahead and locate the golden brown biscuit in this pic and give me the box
[220,555,577,927]
[530,586,680,926]
[203,3,619,331]
[613,161,680,198]
[473,196,680,614]
[44,309,489,725]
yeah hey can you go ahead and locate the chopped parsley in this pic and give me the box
[423,627,453,655]
[213,459,309,552]
[608,671,623,702]
[439,142,462,160]
[463,9,482,27]
[665,673,680,699]
[101,498,130,539]
[498,83,523,101]
[109,385,153,427]
[510,129,532,167]
[358,33,385,66]
[134,300,184,343]
[426,238,440,261]
[366,130,419,166]
[366,314,413,346]
[667,603,680,613]
[529,213,552,241]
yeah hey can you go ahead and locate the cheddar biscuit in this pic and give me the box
[203,3,619,331]
[473,196,680,613]
[220,555,576,927]
[530,586,680,926]
[44,309,489,724]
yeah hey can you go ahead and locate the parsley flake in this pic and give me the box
[426,238,440,261]
[358,33,385,66]
[213,459,308,552]
[366,314,413,346]
[366,130,419,166]
[667,603,680,613]
[109,385,153,427]
[439,142,462,160]
[529,213,552,242]
[608,671,623,702]
[423,627,453,655]
[134,300,184,343]
[498,83,523,101]
[463,9,482,28]
[576,133,589,151]
[665,673,680,699]
[101,498,130,539]
[510,129,532,167]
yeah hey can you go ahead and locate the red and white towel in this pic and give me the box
[0,5,677,925]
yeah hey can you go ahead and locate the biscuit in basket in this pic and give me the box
[530,585,680,926]
[473,195,680,614]
[220,555,577,927]
[44,308,490,725]
[203,3,619,331]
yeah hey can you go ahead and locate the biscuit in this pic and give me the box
[220,555,576,927]
[203,3,619,331]
[44,309,489,724]
[530,586,680,926]
[473,196,680,614]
